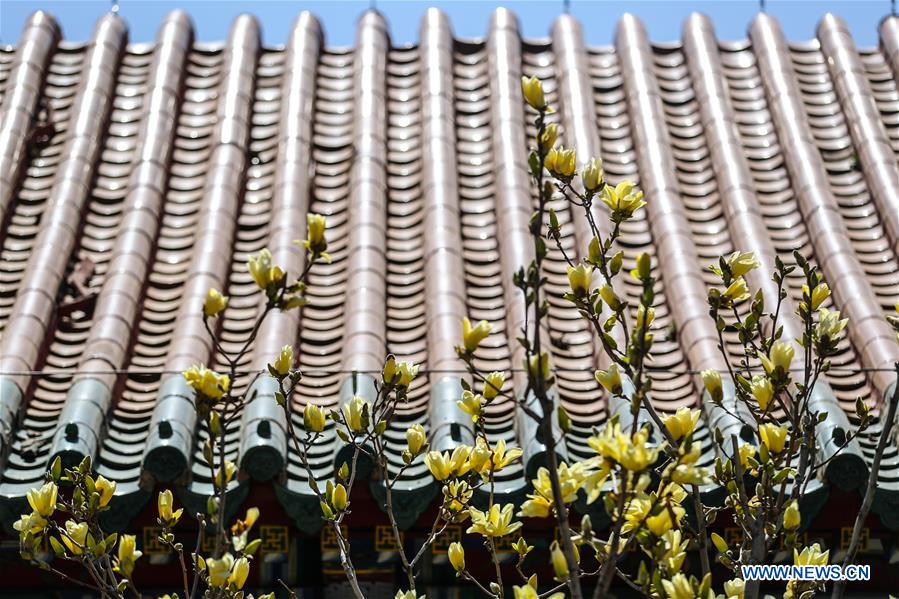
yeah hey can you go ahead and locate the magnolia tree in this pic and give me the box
[13,77,899,599]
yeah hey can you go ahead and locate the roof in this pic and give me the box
[1,7,899,534]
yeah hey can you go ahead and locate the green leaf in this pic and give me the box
[699,572,712,597]
[556,405,571,435]
[609,251,623,276]
[245,538,262,556]
[528,151,539,176]
[588,237,601,264]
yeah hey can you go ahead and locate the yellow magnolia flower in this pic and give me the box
[183,365,230,400]
[448,541,465,572]
[670,463,710,486]
[272,345,293,376]
[760,341,795,375]
[231,507,260,536]
[595,364,623,395]
[466,440,491,474]
[457,390,483,421]
[519,493,552,519]
[426,446,472,481]
[726,251,760,277]
[384,355,419,387]
[467,503,522,538]
[426,451,454,481]
[648,504,685,537]
[214,460,237,488]
[304,213,327,253]
[620,439,658,472]
[442,480,473,515]
[482,371,505,400]
[723,277,750,302]
[679,442,702,465]
[538,122,558,151]
[449,446,473,475]
[701,369,723,403]
[520,462,588,518]
[157,489,182,525]
[303,403,326,433]
[95,475,116,508]
[396,361,419,387]
[206,553,234,587]
[229,557,250,589]
[27,482,58,518]
[589,422,659,471]
[803,282,830,311]
[303,403,325,433]
[622,496,651,533]
[395,591,424,599]
[244,506,260,528]
[581,157,604,191]
[331,484,347,511]
[521,75,546,109]
[567,263,594,296]
[635,304,655,329]
[599,283,622,311]
[550,540,568,580]
[738,443,756,470]
[62,520,88,555]
[816,307,848,340]
[545,146,577,178]
[116,534,142,577]
[661,573,695,599]
[461,317,492,352]
[662,407,700,442]
[759,423,788,454]
[203,288,228,318]
[634,251,651,280]
[660,529,688,573]
[342,396,370,433]
[406,423,426,455]
[13,511,47,536]
[382,355,398,383]
[784,499,801,530]
[750,375,774,411]
[702,370,724,402]
[478,438,522,474]
[600,180,645,218]
[247,248,285,290]
[513,585,539,599]
[724,578,745,599]
[794,543,829,566]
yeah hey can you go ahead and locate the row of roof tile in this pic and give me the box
[0,7,898,531]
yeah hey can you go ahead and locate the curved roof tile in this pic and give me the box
[0,8,897,531]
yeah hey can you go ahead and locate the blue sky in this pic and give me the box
[1,1,893,47]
